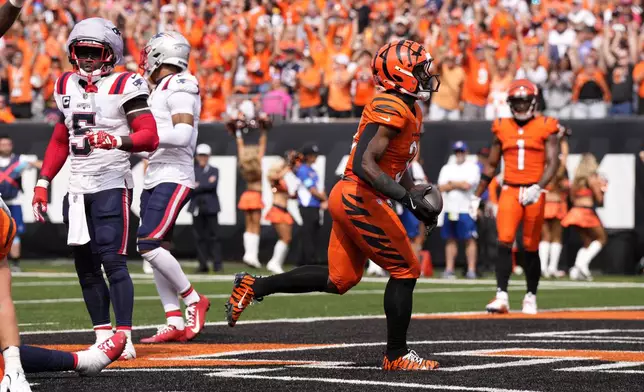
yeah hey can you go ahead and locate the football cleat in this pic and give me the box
[522,293,537,315]
[486,290,510,314]
[119,338,136,361]
[225,272,261,327]
[185,294,211,341]
[140,325,187,343]
[77,331,127,376]
[382,349,439,371]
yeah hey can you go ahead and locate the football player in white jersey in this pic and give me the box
[136,31,210,343]
[31,18,159,360]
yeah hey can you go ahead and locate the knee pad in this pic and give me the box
[101,254,128,280]
[137,237,162,253]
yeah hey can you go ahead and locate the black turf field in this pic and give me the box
[21,317,644,392]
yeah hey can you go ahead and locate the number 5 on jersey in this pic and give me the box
[70,113,96,156]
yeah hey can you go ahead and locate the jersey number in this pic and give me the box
[394,141,418,182]
[517,139,525,171]
[70,113,95,157]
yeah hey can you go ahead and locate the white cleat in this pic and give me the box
[366,260,387,277]
[77,331,127,376]
[569,266,592,281]
[142,260,154,274]
[486,290,510,314]
[118,338,136,361]
[242,257,261,269]
[266,260,284,275]
[522,293,538,315]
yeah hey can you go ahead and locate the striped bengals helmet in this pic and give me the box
[507,79,538,120]
[371,40,440,101]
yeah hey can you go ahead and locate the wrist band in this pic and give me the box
[480,173,492,183]
[36,179,50,188]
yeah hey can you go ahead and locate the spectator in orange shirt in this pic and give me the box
[296,57,322,120]
[351,50,375,117]
[570,49,611,118]
[633,53,644,115]
[325,54,353,118]
[0,96,16,124]
[5,51,32,119]
[429,49,465,121]
[461,43,490,120]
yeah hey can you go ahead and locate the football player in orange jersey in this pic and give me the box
[472,79,562,315]
[225,40,443,371]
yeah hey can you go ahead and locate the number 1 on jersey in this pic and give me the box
[517,139,525,171]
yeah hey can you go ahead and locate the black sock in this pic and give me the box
[496,246,513,292]
[253,265,332,298]
[524,251,541,295]
[384,278,416,359]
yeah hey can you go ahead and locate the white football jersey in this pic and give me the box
[54,71,150,194]
[145,71,200,189]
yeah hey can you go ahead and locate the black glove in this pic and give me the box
[398,184,440,231]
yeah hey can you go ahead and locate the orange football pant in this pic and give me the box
[327,180,420,294]
[496,185,545,252]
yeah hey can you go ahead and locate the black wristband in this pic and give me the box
[480,173,492,183]
[372,173,407,201]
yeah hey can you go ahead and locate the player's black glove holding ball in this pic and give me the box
[399,184,443,236]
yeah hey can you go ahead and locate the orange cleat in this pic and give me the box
[225,272,260,327]
[185,294,211,341]
[140,325,187,343]
[382,350,440,371]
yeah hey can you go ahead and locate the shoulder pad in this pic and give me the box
[370,93,409,129]
[53,72,75,98]
[164,73,199,95]
[117,72,150,96]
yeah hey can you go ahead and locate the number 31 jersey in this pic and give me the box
[53,71,150,194]
[344,92,423,186]
[492,116,560,186]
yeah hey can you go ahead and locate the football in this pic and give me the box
[422,183,443,214]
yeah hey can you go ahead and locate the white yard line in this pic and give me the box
[206,371,542,392]
[18,305,644,335]
[12,271,644,288]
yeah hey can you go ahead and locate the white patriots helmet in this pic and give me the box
[140,31,191,81]
[66,18,124,82]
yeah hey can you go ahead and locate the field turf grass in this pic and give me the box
[11,260,644,391]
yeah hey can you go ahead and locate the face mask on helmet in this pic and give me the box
[508,96,536,120]
[70,40,114,78]
[410,59,440,101]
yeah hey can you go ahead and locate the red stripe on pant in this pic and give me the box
[148,185,189,239]
[119,189,130,255]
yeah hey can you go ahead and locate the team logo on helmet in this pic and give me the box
[371,40,440,101]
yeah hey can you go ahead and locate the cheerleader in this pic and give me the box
[562,153,608,281]
[264,151,300,274]
[228,113,271,268]
[539,136,569,278]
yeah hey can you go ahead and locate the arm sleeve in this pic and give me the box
[40,122,70,180]
[129,113,159,152]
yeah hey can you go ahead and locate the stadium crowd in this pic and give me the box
[1,0,644,123]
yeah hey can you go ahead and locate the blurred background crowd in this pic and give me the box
[1,0,644,124]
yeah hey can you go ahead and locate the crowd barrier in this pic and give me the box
[4,118,644,274]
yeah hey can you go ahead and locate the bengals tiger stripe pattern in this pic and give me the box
[225,273,259,327]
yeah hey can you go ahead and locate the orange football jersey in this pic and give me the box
[493,116,560,185]
[344,92,423,185]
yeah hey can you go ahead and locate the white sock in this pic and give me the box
[152,268,184,329]
[538,242,550,272]
[548,242,562,272]
[144,247,193,297]
[179,284,201,306]
[582,241,603,270]
[94,325,113,344]
[574,247,587,268]
[268,240,289,267]
[243,232,253,261]
[248,232,260,261]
